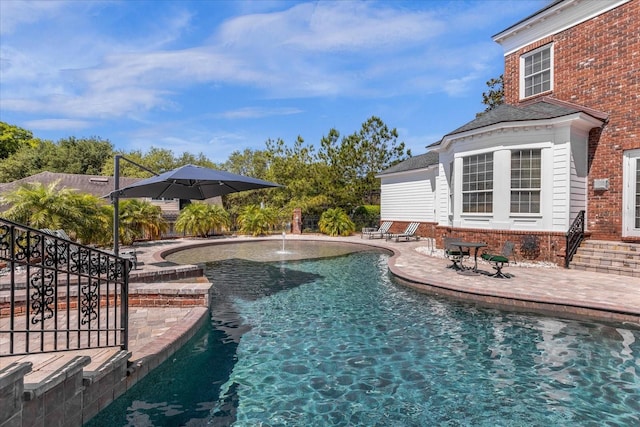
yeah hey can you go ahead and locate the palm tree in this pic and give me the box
[68,193,112,245]
[318,207,355,237]
[2,181,86,233]
[119,199,168,245]
[174,203,230,238]
[237,204,279,236]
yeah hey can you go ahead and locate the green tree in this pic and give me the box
[101,148,218,178]
[118,199,168,245]
[222,148,273,209]
[62,192,112,245]
[39,137,114,175]
[319,116,411,206]
[318,207,355,237]
[174,203,230,238]
[482,74,504,111]
[0,145,42,182]
[0,122,39,159]
[0,181,106,241]
[237,204,279,236]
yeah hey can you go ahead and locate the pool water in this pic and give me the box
[89,246,640,426]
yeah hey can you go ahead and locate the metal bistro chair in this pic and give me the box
[444,237,470,271]
[481,241,515,278]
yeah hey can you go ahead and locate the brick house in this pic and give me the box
[378,0,638,265]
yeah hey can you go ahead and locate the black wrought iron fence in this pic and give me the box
[0,218,129,355]
[565,210,585,268]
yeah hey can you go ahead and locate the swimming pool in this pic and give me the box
[88,242,640,426]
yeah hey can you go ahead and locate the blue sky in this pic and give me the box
[0,0,548,164]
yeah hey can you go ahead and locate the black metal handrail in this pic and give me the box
[0,218,129,355]
[565,210,585,268]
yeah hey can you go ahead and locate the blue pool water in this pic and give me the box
[89,244,640,426]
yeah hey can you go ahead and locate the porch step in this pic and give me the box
[569,240,640,278]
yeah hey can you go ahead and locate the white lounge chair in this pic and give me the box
[361,221,392,239]
[387,222,421,242]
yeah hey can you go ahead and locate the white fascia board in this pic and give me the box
[493,0,630,55]
[376,165,436,180]
[440,112,603,150]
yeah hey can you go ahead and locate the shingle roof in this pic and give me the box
[0,172,142,198]
[377,151,439,176]
[430,98,607,148]
[0,171,223,212]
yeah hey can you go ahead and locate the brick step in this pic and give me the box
[579,240,640,253]
[568,240,640,277]
[574,247,640,261]
[572,253,640,269]
[569,261,640,278]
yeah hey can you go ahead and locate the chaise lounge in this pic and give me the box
[387,222,421,242]
[361,221,393,239]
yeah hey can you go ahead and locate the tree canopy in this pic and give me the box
[1,116,410,216]
[482,75,504,111]
[0,122,39,160]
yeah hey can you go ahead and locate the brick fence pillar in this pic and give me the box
[292,208,302,234]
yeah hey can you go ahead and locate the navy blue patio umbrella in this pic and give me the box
[109,162,281,254]
[113,164,281,200]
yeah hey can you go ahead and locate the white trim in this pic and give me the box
[623,149,640,237]
[493,0,630,55]
[519,44,554,100]
[438,112,603,152]
[375,164,437,179]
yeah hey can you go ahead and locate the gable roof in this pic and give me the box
[0,171,142,201]
[377,151,439,176]
[429,97,607,148]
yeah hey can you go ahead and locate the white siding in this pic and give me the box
[380,169,436,222]
[435,161,452,226]
[551,142,570,230]
[569,134,588,227]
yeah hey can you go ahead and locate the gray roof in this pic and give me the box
[377,151,439,176]
[0,171,141,198]
[430,98,607,147]
[0,171,223,212]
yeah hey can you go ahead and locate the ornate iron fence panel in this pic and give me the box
[0,218,129,355]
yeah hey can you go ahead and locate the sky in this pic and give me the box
[0,0,549,164]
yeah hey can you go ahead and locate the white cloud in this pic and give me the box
[217,107,303,120]
[24,118,93,131]
[0,1,545,129]
[0,0,69,35]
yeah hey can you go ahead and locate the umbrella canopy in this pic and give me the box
[113,164,281,200]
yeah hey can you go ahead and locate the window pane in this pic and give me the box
[522,46,552,97]
[511,149,541,213]
[462,153,493,213]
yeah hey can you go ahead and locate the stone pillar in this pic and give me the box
[0,362,32,427]
[292,208,302,234]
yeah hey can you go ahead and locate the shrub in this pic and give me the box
[318,208,355,237]
[238,204,280,236]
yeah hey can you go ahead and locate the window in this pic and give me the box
[462,153,493,213]
[522,45,552,98]
[511,149,541,213]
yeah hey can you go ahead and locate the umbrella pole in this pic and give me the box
[113,155,121,256]
[112,155,161,256]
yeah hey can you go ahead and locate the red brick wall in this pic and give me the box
[381,221,568,265]
[503,0,640,240]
